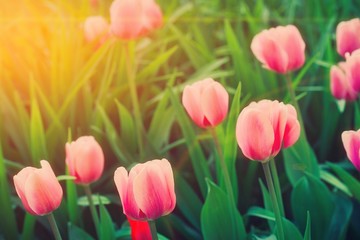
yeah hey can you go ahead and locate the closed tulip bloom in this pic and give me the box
[342,130,360,171]
[13,160,63,216]
[114,158,176,221]
[66,136,104,184]
[330,62,358,101]
[83,16,109,43]
[336,18,360,57]
[236,100,300,161]
[182,78,229,128]
[251,25,306,74]
[110,0,163,40]
[345,49,360,92]
[127,217,152,240]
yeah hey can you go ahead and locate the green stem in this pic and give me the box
[210,128,235,205]
[285,74,304,129]
[262,161,284,240]
[148,220,159,240]
[269,158,285,217]
[124,41,144,161]
[84,184,100,237]
[47,213,62,240]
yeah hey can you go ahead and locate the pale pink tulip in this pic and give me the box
[336,18,360,57]
[13,160,63,216]
[182,78,229,128]
[345,49,360,92]
[342,129,360,171]
[65,136,104,184]
[330,62,358,101]
[110,0,163,40]
[114,159,176,221]
[251,25,306,74]
[83,16,109,43]
[236,100,300,161]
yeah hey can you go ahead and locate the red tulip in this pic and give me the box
[110,0,163,40]
[251,25,306,74]
[330,61,358,101]
[342,129,360,171]
[236,100,300,161]
[182,78,229,128]
[336,18,360,57]
[114,159,176,221]
[65,136,104,184]
[127,217,152,240]
[83,16,109,43]
[13,160,63,216]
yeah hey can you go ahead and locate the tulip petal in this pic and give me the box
[280,25,305,70]
[348,54,360,92]
[201,82,229,126]
[127,217,152,240]
[236,109,274,161]
[267,101,287,156]
[342,130,360,171]
[182,85,205,127]
[13,167,37,215]
[132,162,171,220]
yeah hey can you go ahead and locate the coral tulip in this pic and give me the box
[114,158,176,221]
[251,25,306,74]
[83,16,109,43]
[13,160,63,216]
[342,130,360,171]
[330,62,358,101]
[128,217,152,240]
[336,18,360,57]
[65,136,104,184]
[236,100,300,161]
[110,0,163,40]
[182,78,229,128]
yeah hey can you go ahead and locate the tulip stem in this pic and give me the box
[124,41,144,161]
[84,185,100,237]
[47,213,62,240]
[269,158,285,217]
[285,74,304,128]
[262,161,284,240]
[148,220,159,240]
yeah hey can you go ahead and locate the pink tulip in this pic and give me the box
[13,160,63,216]
[236,100,300,161]
[342,129,360,171]
[336,18,360,57]
[110,0,163,40]
[83,16,109,43]
[345,49,360,92]
[127,217,152,240]
[251,25,306,74]
[182,78,229,128]
[114,158,176,221]
[330,61,358,101]
[65,136,104,184]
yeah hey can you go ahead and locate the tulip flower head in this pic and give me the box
[13,160,63,216]
[342,129,360,171]
[114,158,176,221]
[251,25,306,74]
[236,100,300,161]
[336,18,360,57]
[83,16,109,43]
[330,61,358,101]
[65,136,105,184]
[110,0,163,40]
[182,78,229,128]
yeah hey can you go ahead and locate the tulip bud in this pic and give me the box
[336,18,360,57]
[342,130,360,171]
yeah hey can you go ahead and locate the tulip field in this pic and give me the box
[3,0,360,239]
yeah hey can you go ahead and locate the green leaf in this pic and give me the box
[283,132,320,186]
[115,100,137,154]
[168,88,211,198]
[220,82,241,203]
[327,162,360,202]
[77,195,111,206]
[320,168,352,197]
[303,212,311,240]
[291,173,334,240]
[99,199,116,240]
[259,179,274,230]
[68,223,94,240]
[57,175,76,181]
[201,179,246,240]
